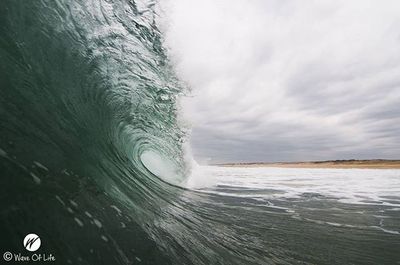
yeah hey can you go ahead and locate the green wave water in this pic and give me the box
[0,0,189,263]
[1,1,400,265]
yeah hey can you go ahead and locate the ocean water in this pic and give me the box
[186,166,400,264]
[0,0,399,264]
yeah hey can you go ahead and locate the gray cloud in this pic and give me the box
[161,0,400,163]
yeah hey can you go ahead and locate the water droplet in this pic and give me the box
[74,217,84,227]
[33,161,49,172]
[93,219,102,228]
[30,172,41,184]
[70,200,78,208]
[0,148,7,157]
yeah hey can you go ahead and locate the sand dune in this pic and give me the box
[218,160,400,169]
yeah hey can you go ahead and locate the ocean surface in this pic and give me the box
[188,166,400,265]
[0,0,399,264]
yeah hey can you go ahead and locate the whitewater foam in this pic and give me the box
[201,166,400,206]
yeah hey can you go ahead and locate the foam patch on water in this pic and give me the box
[201,166,400,206]
[185,161,217,189]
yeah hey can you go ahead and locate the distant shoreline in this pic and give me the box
[216,159,400,169]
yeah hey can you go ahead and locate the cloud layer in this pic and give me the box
[161,0,400,163]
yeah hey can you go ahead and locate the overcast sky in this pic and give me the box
[160,0,400,163]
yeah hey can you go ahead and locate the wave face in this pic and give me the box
[0,0,190,264]
[2,1,400,265]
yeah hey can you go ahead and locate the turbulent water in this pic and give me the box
[0,1,400,264]
[197,167,400,264]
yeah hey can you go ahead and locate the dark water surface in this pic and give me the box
[1,1,399,264]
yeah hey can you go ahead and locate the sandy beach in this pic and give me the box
[218,160,400,169]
